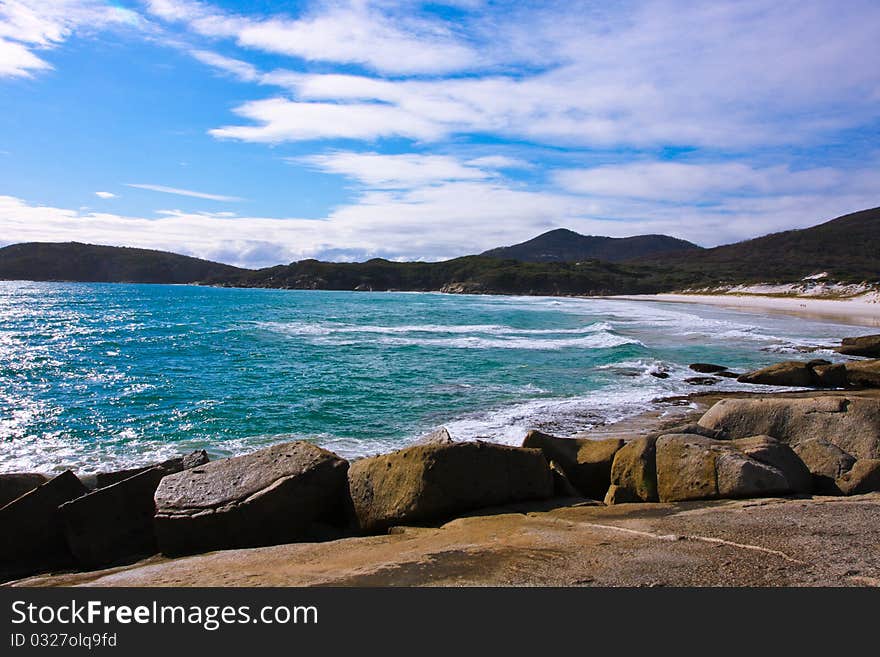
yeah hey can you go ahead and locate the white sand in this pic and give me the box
[606,292,880,327]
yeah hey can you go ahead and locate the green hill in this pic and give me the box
[637,206,880,285]
[481,228,700,262]
[0,242,247,284]
[2,206,877,294]
[226,256,670,296]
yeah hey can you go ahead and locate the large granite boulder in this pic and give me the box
[95,450,209,488]
[792,438,856,494]
[604,436,658,504]
[522,431,623,499]
[698,396,880,460]
[154,442,350,556]
[731,435,813,493]
[0,472,48,508]
[836,459,880,495]
[655,434,795,502]
[61,467,166,568]
[837,334,880,358]
[348,441,553,533]
[736,361,819,387]
[60,450,211,567]
[844,360,880,388]
[0,471,88,580]
[812,363,849,388]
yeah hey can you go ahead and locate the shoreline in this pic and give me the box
[605,293,880,327]
[6,387,880,587]
[8,279,880,328]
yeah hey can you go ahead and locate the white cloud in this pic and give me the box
[210,97,447,143]
[202,0,880,149]
[554,162,854,202]
[125,183,243,202]
[0,36,50,77]
[302,152,492,188]
[0,0,142,78]
[466,156,533,170]
[189,48,258,82]
[94,191,117,199]
[146,0,479,74]
[3,153,879,267]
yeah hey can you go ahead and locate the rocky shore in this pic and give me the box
[3,333,880,587]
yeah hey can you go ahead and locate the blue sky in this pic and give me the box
[0,0,879,267]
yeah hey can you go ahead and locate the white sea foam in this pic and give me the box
[366,333,640,350]
[253,320,614,336]
[253,319,637,350]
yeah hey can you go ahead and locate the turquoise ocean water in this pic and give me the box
[0,281,860,474]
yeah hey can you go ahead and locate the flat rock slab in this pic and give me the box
[0,471,87,580]
[349,441,553,533]
[17,494,880,587]
[154,441,349,556]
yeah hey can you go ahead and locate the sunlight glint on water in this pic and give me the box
[0,281,857,474]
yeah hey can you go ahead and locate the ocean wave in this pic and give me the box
[329,332,641,350]
[440,387,664,446]
[252,320,615,336]
[253,319,635,350]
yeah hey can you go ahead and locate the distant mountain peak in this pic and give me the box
[481,229,701,263]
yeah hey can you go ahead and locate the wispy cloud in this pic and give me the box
[146,0,479,74]
[125,183,243,202]
[0,36,51,77]
[302,152,493,188]
[94,191,117,199]
[189,48,258,82]
[0,0,142,78]
[3,151,878,267]
[553,162,864,202]
[203,1,880,150]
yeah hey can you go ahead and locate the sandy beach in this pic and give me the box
[606,293,880,327]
